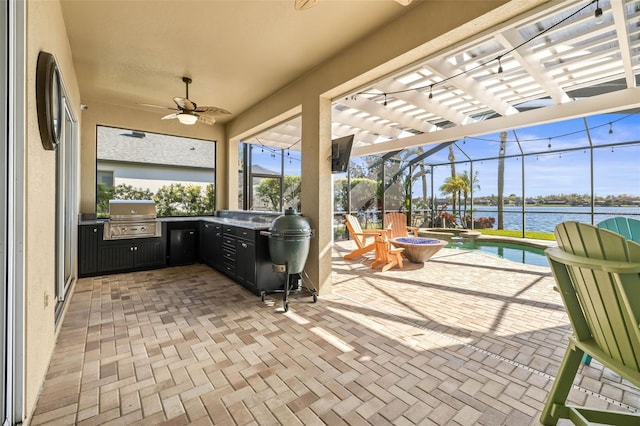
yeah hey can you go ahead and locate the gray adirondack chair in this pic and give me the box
[541,221,640,425]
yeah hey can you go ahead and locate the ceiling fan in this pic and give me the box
[143,76,231,125]
[295,0,412,11]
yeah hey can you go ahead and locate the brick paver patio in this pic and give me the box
[30,243,640,425]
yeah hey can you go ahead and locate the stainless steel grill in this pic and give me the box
[103,200,162,240]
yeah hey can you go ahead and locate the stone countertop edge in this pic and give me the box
[78,216,273,230]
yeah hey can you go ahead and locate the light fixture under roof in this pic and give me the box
[177,112,198,125]
[595,0,604,24]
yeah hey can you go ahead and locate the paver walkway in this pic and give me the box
[30,243,640,425]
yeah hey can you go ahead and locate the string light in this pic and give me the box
[463,113,634,145]
[356,0,597,99]
[595,0,604,24]
[548,139,551,149]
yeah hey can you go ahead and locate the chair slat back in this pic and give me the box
[345,214,363,235]
[597,217,640,243]
[549,221,640,375]
[385,212,409,239]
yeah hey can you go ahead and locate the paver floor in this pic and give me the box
[30,243,640,425]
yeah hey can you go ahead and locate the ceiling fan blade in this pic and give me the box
[197,114,216,125]
[161,113,178,120]
[195,106,232,115]
[174,97,197,111]
[139,103,178,111]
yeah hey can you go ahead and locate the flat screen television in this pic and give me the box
[331,135,354,174]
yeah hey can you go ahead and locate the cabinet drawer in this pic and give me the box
[223,262,236,275]
[234,228,256,241]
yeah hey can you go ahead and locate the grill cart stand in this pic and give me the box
[260,208,316,312]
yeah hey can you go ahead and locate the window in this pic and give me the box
[96,126,216,217]
[96,170,113,187]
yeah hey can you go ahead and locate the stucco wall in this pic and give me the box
[25,0,81,419]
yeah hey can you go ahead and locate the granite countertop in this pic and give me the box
[79,215,274,230]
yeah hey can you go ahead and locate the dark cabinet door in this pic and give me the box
[236,239,256,289]
[97,238,165,273]
[169,229,197,266]
[199,222,222,269]
[212,226,223,270]
[78,225,99,277]
[97,243,135,272]
[199,222,214,264]
[134,238,166,269]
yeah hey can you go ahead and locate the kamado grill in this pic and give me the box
[103,200,162,240]
[261,207,317,312]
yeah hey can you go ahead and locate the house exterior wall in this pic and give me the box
[79,102,226,214]
[97,161,214,195]
[24,0,81,420]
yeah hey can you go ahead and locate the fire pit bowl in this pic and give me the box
[390,237,447,263]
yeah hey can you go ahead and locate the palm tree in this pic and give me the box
[440,175,467,221]
[460,170,480,225]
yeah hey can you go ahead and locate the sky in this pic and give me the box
[252,112,640,198]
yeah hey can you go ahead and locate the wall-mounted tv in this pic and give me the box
[331,135,354,174]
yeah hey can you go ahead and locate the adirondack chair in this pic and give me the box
[385,212,419,239]
[598,217,640,242]
[540,221,640,425]
[581,217,640,365]
[343,215,382,260]
[371,234,404,272]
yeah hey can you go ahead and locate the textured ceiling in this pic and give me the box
[60,0,418,123]
[60,0,640,156]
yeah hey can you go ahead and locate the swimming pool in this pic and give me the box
[446,240,550,267]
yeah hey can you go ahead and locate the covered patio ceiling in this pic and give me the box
[250,0,640,157]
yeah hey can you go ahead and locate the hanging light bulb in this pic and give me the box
[383,93,388,107]
[608,123,613,134]
[497,56,503,74]
[548,139,552,149]
[594,0,604,24]
[428,85,433,100]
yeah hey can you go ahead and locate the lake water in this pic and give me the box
[440,206,639,233]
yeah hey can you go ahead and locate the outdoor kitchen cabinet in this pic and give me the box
[235,229,256,290]
[199,222,222,269]
[221,225,237,278]
[97,237,166,273]
[218,224,282,295]
[78,224,99,277]
[166,221,199,266]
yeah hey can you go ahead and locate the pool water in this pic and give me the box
[446,240,550,267]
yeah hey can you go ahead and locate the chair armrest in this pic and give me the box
[545,247,640,274]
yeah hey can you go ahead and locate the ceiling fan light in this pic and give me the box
[177,113,198,125]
